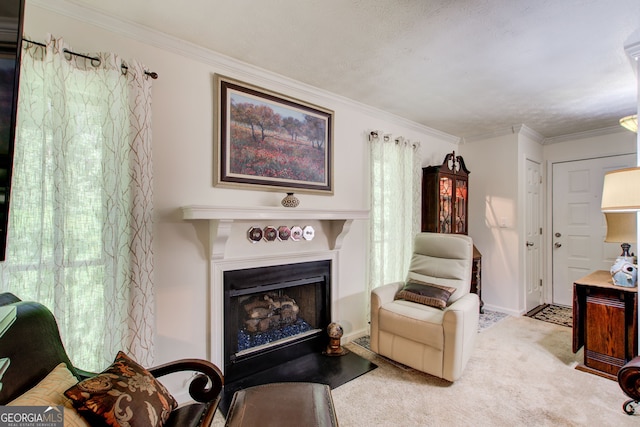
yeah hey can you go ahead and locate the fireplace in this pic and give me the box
[223,260,331,383]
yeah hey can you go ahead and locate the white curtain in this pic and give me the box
[368,131,421,296]
[0,35,155,371]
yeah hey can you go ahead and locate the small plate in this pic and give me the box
[263,226,278,242]
[290,226,303,241]
[302,225,315,241]
[277,226,291,241]
[247,227,262,243]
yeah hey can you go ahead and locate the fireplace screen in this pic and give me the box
[223,260,331,383]
[233,280,322,356]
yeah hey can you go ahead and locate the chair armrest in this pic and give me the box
[148,359,224,404]
[443,292,479,316]
[619,355,640,401]
[371,281,404,309]
[73,359,224,404]
[442,293,479,381]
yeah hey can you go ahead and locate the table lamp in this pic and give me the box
[601,167,640,287]
[604,212,637,286]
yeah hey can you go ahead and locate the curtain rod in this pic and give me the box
[22,38,158,80]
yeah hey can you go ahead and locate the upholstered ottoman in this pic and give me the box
[224,382,338,427]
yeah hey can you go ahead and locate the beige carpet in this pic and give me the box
[213,316,637,426]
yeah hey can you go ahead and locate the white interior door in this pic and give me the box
[551,154,635,306]
[525,159,543,312]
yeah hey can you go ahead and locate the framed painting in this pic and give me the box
[214,75,334,194]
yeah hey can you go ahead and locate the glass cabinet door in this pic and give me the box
[454,178,467,233]
[439,176,452,233]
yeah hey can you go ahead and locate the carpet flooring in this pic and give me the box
[528,304,572,328]
[212,315,635,426]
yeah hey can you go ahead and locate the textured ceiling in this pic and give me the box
[61,0,640,140]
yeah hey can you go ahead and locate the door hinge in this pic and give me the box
[539,279,543,287]
[539,227,542,235]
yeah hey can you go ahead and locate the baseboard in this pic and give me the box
[342,327,369,343]
[481,303,522,317]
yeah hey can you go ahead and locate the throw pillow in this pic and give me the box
[64,351,177,427]
[395,280,457,309]
[8,362,90,427]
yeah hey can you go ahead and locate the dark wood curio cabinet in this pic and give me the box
[421,152,469,234]
[421,152,483,312]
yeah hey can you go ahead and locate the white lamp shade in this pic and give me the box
[604,212,637,243]
[601,167,640,212]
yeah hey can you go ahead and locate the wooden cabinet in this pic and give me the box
[421,152,469,234]
[572,270,638,380]
[472,245,483,313]
[422,152,482,310]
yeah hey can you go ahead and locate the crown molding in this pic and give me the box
[542,125,629,145]
[517,124,546,144]
[461,123,630,145]
[461,124,544,144]
[31,0,459,144]
[625,39,640,61]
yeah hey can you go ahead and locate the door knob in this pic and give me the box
[526,241,534,247]
[554,242,562,248]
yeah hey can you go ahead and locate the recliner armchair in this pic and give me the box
[370,232,479,382]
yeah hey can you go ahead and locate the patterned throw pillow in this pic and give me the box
[8,363,90,427]
[64,351,177,427]
[395,279,457,309]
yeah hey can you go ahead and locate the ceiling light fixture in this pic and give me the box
[619,114,638,133]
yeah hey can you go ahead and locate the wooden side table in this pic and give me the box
[472,245,484,313]
[572,270,638,380]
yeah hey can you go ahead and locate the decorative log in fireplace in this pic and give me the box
[242,293,300,334]
[224,260,331,384]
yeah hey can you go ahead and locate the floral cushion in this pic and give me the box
[395,279,457,309]
[64,351,177,427]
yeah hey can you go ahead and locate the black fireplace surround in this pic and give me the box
[223,260,331,384]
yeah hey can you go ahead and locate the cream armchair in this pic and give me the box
[370,232,479,382]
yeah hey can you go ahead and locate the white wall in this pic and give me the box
[459,133,520,314]
[460,128,636,316]
[22,2,458,396]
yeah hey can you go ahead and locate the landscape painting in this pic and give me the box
[215,75,333,193]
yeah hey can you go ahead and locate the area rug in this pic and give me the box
[528,304,572,328]
[478,308,509,332]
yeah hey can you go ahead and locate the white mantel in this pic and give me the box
[181,205,369,259]
[181,205,369,368]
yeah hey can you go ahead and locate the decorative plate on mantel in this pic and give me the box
[277,226,291,241]
[302,226,315,241]
[247,227,263,243]
[263,226,278,242]
[290,226,303,241]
